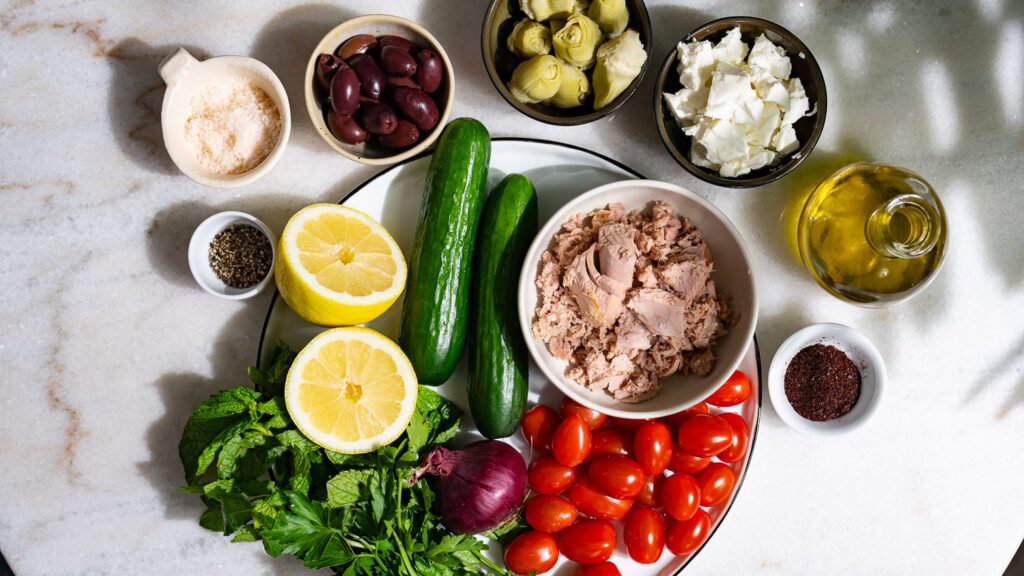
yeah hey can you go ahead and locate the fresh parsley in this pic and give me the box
[177,343,511,575]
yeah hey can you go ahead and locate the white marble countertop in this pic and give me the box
[2,0,1023,574]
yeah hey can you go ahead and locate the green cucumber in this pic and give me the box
[468,174,537,438]
[399,118,491,385]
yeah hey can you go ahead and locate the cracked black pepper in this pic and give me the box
[208,224,272,288]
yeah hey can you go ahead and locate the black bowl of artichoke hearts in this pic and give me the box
[482,0,652,125]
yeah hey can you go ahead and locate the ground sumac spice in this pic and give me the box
[784,344,860,421]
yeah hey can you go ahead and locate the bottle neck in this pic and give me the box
[865,194,941,258]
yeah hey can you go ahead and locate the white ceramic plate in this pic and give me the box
[257,138,762,575]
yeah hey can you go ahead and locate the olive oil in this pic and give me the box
[798,163,947,305]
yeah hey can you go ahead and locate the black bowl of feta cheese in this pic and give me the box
[654,16,827,188]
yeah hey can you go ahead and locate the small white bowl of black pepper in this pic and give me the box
[188,211,276,299]
[768,323,886,436]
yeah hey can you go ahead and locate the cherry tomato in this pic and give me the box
[607,416,654,432]
[661,473,700,521]
[588,455,644,499]
[705,371,751,407]
[717,412,750,463]
[552,414,592,467]
[667,451,711,474]
[525,495,577,533]
[676,414,733,457]
[558,519,616,564]
[665,509,711,556]
[564,476,633,520]
[561,396,608,430]
[522,405,560,453]
[695,462,736,507]
[659,402,710,426]
[635,474,664,508]
[578,562,621,576]
[633,423,673,476]
[528,457,577,495]
[623,507,665,564]
[505,530,558,575]
[590,428,633,459]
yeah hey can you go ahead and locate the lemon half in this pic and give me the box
[276,204,406,326]
[285,327,418,454]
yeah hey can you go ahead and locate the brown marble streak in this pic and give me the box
[1,0,118,58]
[44,255,94,484]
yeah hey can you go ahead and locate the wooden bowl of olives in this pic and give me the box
[482,0,652,125]
[305,15,454,165]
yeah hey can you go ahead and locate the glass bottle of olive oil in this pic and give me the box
[798,162,947,305]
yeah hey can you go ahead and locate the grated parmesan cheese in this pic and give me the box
[184,80,282,175]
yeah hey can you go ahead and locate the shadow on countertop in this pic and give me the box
[105,38,210,176]
[136,299,307,576]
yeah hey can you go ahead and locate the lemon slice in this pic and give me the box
[276,204,406,326]
[285,327,418,454]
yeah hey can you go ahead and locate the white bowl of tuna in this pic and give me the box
[518,179,758,419]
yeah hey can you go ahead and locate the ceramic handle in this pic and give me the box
[159,48,197,85]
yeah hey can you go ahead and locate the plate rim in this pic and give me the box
[253,137,763,575]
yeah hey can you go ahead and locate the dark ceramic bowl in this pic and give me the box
[654,16,827,188]
[482,0,652,125]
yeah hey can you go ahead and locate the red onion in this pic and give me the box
[413,440,527,535]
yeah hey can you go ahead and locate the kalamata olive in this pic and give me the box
[360,102,398,135]
[387,76,421,89]
[380,46,417,78]
[330,67,361,116]
[414,49,443,93]
[336,34,377,60]
[388,86,439,131]
[378,35,419,53]
[326,111,367,144]
[348,54,386,101]
[315,53,345,91]
[378,119,420,148]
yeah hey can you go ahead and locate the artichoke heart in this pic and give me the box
[509,54,562,104]
[520,0,575,22]
[548,59,591,108]
[507,19,552,59]
[592,28,646,109]
[552,13,604,70]
[588,0,629,36]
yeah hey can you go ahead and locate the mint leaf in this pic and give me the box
[415,386,461,447]
[179,387,261,483]
[259,491,357,569]
[249,342,295,397]
[217,430,268,480]
[326,469,377,508]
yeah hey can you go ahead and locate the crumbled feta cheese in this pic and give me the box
[662,27,814,178]
[720,146,777,177]
[690,141,717,170]
[773,123,800,155]
[782,77,810,125]
[675,40,716,90]
[712,27,749,66]
[748,65,790,109]
[692,118,748,164]
[704,63,763,125]
[664,86,708,128]
[747,103,781,148]
[747,34,791,80]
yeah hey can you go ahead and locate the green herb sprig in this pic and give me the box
[178,343,511,575]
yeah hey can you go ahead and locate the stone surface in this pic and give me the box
[1,0,1023,574]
